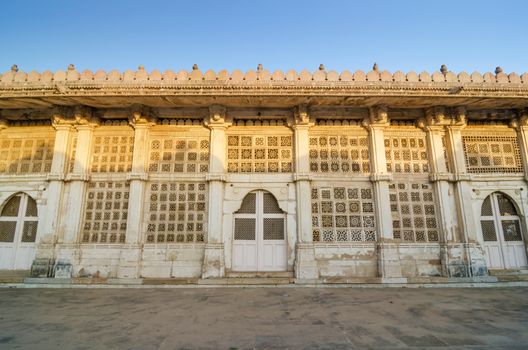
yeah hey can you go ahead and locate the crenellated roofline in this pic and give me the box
[1,64,528,110]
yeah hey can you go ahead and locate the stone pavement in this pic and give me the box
[0,287,527,349]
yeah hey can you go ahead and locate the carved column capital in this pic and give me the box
[292,104,308,124]
[453,106,467,126]
[364,105,390,130]
[128,105,157,128]
[205,104,231,129]
[0,119,9,130]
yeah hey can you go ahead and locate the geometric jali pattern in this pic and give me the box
[311,185,376,243]
[309,134,370,173]
[82,181,129,243]
[389,182,439,242]
[148,136,209,173]
[146,182,208,243]
[227,134,293,173]
[385,130,430,174]
[462,133,523,173]
[91,134,135,172]
[0,137,54,174]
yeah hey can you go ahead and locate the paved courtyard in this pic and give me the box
[0,286,527,349]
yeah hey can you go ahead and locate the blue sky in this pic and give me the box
[0,0,527,74]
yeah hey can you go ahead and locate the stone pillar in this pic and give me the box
[423,107,458,276]
[367,106,402,280]
[293,105,318,279]
[516,110,528,182]
[118,110,155,279]
[202,105,228,278]
[56,110,99,277]
[30,111,74,277]
[445,107,488,277]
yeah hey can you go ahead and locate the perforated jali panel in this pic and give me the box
[385,130,429,174]
[82,181,129,243]
[480,220,497,241]
[263,218,285,240]
[237,193,256,214]
[227,135,293,173]
[481,197,493,216]
[389,182,439,242]
[309,134,370,173]
[0,221,16,242]
[1,196,20,217]
[311,185,376,242]
[462,133,523,173]
[0,137,54,174]
[91,134,134,172]
[146,182,208,243]
[263,193,283,213]
[234,218,256,240]
[148,136,209,173]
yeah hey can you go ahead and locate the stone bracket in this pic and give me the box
[126,173,149,181]
[65,173,90,182]
[47,173,65,181]
[293,173,312,182]
[429,173,453,182]
[454,174,473,181]
[369,173,392,182]
[206,174,226,182]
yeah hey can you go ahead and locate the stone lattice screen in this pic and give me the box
[227,134,293,173]
[311,185,376,243]
[389,182,439,242]
[384,128,429,174]
[462,130,523,174]
[81,181,129,243]
[147,134,209,173]
[0,135,54,174]
[308,130,370,174]
[90,130,134,173]
[145,182,208,243]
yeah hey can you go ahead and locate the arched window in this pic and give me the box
[480,192,527,269]
[0,193,38,243]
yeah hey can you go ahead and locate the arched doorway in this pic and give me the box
[0,193,39,270]
[232,190,287,272]
[480,192,528,269]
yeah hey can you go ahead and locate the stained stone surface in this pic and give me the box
[0,287,527,349]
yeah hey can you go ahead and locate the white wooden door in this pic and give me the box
[480,193,528,269]
[0,194,39,270]
[233,191,287,272]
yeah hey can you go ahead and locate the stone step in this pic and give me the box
[226,271,294,278]
[0,270,30,283]
[494,274,528,282]
[143,278,198,285]
[489,269,528,276]
[198,277,294,285]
